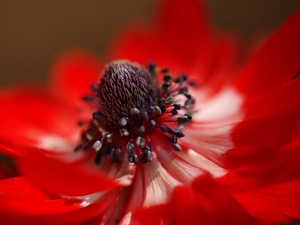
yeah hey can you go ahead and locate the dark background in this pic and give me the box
[0,0,299,86]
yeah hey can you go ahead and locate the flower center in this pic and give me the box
[75,60,195,165]
[97,61,158,128]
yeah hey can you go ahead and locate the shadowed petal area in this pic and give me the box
[233,179,300,224]
[234,9,300,98]
[49,50,103,106]
[18,149,118,196]
[0,143,24,158]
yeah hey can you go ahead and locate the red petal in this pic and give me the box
[191,34,238,94]
[233,179,300,224]
[234,9,300,97]
[0,177,79,224]
[18,149,118,196]
[225,78,300,187]
[0,176,51,201]
[134,173,259,225]
[245,77,300,116]
[133,204,168,225]
[0,177,119,225]
[49,50,103,106]
[0,144,23,158]
[109,0,214,74]
[0,89,81,159]
[154,0,213,64]
[0,89,80,141]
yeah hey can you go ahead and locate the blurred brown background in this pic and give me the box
[0,0,299,86]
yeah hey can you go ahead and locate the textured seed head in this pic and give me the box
[97,60,158,128]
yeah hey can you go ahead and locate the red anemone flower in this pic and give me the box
[0,0,300,224]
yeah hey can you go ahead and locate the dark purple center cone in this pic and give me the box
[97,61,158,128]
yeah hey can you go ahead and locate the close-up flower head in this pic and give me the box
[0,0,299,224]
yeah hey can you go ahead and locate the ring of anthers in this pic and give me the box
[75,60,195,165]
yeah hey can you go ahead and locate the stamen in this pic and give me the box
[138,125,146,133]
[177,115,190,124]
[92,111,102,120]
[82,95,94,102]
[174,131,185,138]
[170,108,178,115]
[165,96,174,105]
[118,117,128,127]
[163,74,172,82]
[133,154,138,165]
[76,60,195,165]
[141,150,153,163]
[161,68,169,73]
[154,106,162,115]
[120,128,129,137]
[115,148,124,163]
[172,143,182,151]
[159,124,172,133]
[126,142,135,154]
[150,119,156,128]
[173,104,181,110]
[105,134,113,143]
[136,136,145,147]
[148,61,156,74]
[171,135,178,143]
[93,140,102,152]
[130,108,140,115]
[140,110,149,121]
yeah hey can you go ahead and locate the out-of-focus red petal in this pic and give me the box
[49,50,103,106]
[155,0,213,65]
[245,77,300,116]
[109,0,214,74]
[133,204,168,225]
[109,27,155,66]
[0,89,81,162]
[233,179,300,224]
[191,35,237,92]
[18,149,118,196]
[225,78,300,187]
[0,89,80,149]
[134,173,260,225]
[234,9,300,97]
[46,189,120,225]
[0,177,120,225]
[0,176,51,201]
[177,174,260,225]
[0,176,79,224]
[0,143,23,158]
